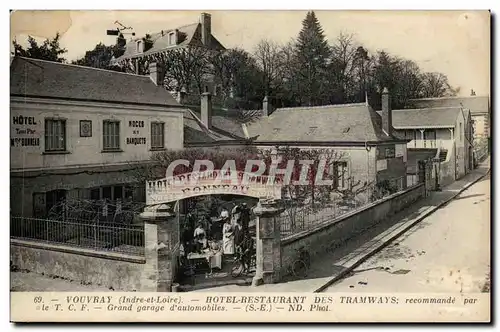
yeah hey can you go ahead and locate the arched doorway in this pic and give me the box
[141,170,283,291]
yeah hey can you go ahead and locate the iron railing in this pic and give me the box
[278,177,407,237]
[10,216,144,256]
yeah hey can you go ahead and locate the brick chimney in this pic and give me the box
[201,92,212,129]
[381,87,392,136]
[201,12,212,46]
[263,96,273,117]
[149,62,164,86]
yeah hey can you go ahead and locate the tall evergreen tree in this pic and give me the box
[294,11,331,106]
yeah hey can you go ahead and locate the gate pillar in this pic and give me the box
[252,199,285,286]
[140,202,180,292]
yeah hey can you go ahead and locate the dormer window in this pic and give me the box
[136,40,144,53]
[168,32,175,45]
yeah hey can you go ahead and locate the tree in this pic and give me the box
[294,11,331,106]
[72,43,125,72]
[419,72,456,98]
[253,39,286,96]
[329,32,358,103]
[12,33,67,62]
[209,48,264,109]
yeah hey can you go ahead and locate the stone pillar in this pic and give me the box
[140,203,179,292]
[252,199,285,286]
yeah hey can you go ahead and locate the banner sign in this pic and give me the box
[146,171,282,204]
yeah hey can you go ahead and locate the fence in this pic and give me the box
[10,216,144,256]
[278,176,407,237]
[475,141,489,163]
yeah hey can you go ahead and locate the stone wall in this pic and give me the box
[11,239,145,291]
[280,183,426,276]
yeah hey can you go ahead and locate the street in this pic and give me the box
[324,173,491,293]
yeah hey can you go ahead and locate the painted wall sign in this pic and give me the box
[11,137,40,147]
[15,128,36,135]
[126,137,146,145]
[13,116,37,125]
[129,120,145,128]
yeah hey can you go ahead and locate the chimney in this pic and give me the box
[470,89,476,96]
[201,12,212,46]
[201,92,213,129]
[149,62,164,86]
[263,96,273,117]
[381,87,392,136]
[168,29,179,45]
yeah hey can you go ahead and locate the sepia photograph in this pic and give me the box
[8,8,491,323]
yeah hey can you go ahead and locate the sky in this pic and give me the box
[10,10,491,97]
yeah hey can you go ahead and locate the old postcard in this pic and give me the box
[9,9,491,323]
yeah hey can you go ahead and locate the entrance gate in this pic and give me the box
[139,170,283,291]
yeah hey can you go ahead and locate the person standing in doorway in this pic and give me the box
[240,203,250,236]
[222,219,235,255]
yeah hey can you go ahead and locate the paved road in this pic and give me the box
[324,173,491,293]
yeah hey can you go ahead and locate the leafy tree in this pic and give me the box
[72,43,124,72]
[419,72,456,97]
[294,11,331,106]
[12,33,67,62]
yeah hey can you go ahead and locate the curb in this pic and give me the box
[314,168,490,293]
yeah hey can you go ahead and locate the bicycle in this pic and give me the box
[231,248,256,278]
[290,247,311,279]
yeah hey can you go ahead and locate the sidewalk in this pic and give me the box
[194,157,490,292]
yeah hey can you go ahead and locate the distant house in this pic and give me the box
[113,12,225,98]
[378,106,473,187]
[407,94,490,143]
[245,89,410,194]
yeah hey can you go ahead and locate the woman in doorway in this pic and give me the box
[222,219,235,255]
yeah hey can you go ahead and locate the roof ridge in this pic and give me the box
[15,56,150,79]
[393,106,462,112]
[277,102,367,111]
[409,95,489,101]
[129,22,200,43]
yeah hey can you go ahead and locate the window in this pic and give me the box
[169,32,175,45]
[385,147,396,158]
[88,185,131,201]
[151,122,165,149]
[44,119,66,152]
[136,40,143,53]
[332,161,348,190]
[459,123,463,141]
[103,120,120,151]
[45,189,67,216]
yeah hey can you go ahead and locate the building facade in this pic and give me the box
[10,57,186,218]
[245,89,409,196]
[407,94,490,143]
[387,106,473,186]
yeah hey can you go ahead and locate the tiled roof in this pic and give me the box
[246,103,402,144]
[407,96,489,115]
[185,105,260,139]
[182,109,242,144]
[376,107,461,128]
[115,22,225,62]
[10,57,180,107]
